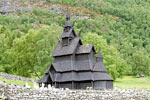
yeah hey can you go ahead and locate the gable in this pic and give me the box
[53,37,81,57]
[76,45,96,54]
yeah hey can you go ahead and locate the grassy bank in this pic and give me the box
[114,76,150,89]
[0,76,34,87]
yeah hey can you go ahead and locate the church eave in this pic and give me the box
[50,72,113,82]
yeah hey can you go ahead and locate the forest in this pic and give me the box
[0,0,150,80]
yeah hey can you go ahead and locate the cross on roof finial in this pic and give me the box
[66,8,70,21]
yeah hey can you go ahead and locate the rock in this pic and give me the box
[24,83,30,88]
[0,72,36,83]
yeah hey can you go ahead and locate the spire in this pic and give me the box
[66,8,70,21]
[61,9,76,45]
[96,48,103,58]
[64,8,72,27]
[96,48,103,62]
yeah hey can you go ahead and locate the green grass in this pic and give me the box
[1,76,150,89]
[0,76,34,87]
[114,76,150,89]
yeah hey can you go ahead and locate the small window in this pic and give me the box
[62,38,72,46]
[64,26,70,32]
[62,38,68,46]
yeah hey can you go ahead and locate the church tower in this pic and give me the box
[61,10,76,46]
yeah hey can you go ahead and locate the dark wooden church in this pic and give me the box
[38,11,113,90]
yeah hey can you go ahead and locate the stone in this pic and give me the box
[33,83,39,90]
[24,83,30,88]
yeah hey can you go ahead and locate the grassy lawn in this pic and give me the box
[114,76,150,89]
[0,76,34,87]
[0,76,150,89]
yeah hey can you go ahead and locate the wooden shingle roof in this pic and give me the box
[52,37,82,57]
[64,20,72,27]
[61,28,76,38]
[93,62,107,72]
[51,72,113,82]
[38,74,49,83]
[51,60,91,72]
[76,45,96,54]
[44,67,50,74]
[96,48,103,58]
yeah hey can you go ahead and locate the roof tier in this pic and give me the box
[93,62,107,72]
[53,37,82,57]
[61,27,76,38]
[51,71,113,82]
[76,45,96,54]
[38,74,50,83]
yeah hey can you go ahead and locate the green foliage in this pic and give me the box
[0,0,150,78]
[46,0,51,3]
[0,76,34,87]
[114,76,150,89]
[83,33,126,80]
[1,24,62,77]
[130,51,150,76]
[47,0,150,77]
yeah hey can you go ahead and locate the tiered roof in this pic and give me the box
[38,11,113,84]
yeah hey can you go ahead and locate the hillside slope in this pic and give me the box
[0,0,149,79]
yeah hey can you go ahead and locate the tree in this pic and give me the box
[83,33,126,80]
[131,51,150,76]
[2,24,62,77]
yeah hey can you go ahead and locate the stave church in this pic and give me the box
[38,11,113,89]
